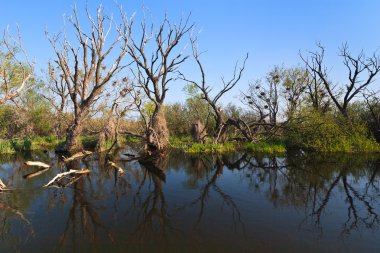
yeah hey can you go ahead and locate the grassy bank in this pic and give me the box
[1,133,379,155]
[169,134,380,154]
[243,142,287,154]
[169,136,287,154]
[0,136,63,154]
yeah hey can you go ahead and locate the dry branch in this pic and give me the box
[24,161,51,168]
[43,169,91,187]
[63,150,92,163]
[0,179,6,190]
[108,161,125,175]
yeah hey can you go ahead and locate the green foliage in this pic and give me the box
[0,135,62,154]
[169,135,194,149]
[285,110,380,152]
[0,105,18,138]
[0,140,15,154]
[165,103,190,135]
[80,135,98,149]
[125,135,143,143]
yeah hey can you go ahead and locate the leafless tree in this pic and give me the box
[42,61,70,138]
[0,27,34,104]
[243,67,282,125]
[46,5,130,152]
[97,77,135,152]
[301,43,380,117]
[181,36,248,143]
[124,13,193,152]
[304,68,330,112]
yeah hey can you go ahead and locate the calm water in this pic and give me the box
[0,150,379,253]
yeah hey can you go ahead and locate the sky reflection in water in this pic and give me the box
[0,151,379,253]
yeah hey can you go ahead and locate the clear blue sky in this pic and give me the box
[1,0,380,104]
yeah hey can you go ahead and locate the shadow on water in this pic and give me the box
[0,149,380,252]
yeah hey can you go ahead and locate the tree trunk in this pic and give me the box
[212,110,225,143]
[146,105,169,152]
[191,119,207,143]
[57,111,86,153]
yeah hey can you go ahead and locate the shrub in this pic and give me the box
[285,110,380,152]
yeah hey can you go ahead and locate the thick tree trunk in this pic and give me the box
[191,119,207,143]
[146,105,169,152]
[57,111,86,153]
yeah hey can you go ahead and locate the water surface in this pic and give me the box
[0,150,379,252]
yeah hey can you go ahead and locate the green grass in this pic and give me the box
[170,135,194,149]
[170,135,289,154]
[0,135,63,154]
[126,135,143,144]
[186,142,236,153]
[243,142,286,154]
[170,135,237,153]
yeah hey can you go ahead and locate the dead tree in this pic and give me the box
[42,62,69,138]
[97,78,135,152]
[243,67,282,126]
[0,28,34,104]
[181,36,248,143]
[191,119,207,143]
[124,13,193,152]
[46,5,129,152]
[301,43,380,117]
[304,68,330,112]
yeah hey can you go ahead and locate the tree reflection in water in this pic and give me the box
[230,152,380,237]
[130,153,181,244]
[0,151,379,252]
[185,154,245,232]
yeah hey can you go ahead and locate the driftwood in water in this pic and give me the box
[24,161,50,168]
[0,179,6,190]
[108,161,125,176]
[43,169,91,187]
[23,167,50,179]
[63,151,92,163]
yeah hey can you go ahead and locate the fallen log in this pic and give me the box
[108,161,125,175]
[23,167,50,179]
[43,169,91,187]
[63,150,92,163]
[24,161,50,168]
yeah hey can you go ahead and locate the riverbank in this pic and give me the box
[1,134,379,154]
